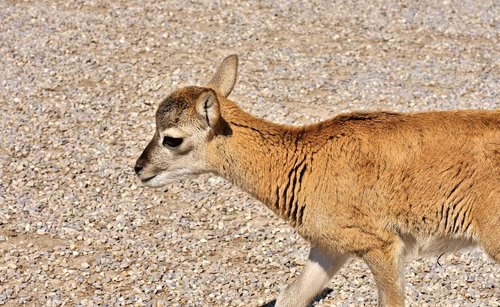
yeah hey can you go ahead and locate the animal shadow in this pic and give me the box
[260,288,333,307]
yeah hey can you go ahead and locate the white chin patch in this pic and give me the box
[140,169,197,188]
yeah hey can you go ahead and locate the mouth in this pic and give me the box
[138,173,168,188]
[140,175,156,184]
[137,169,195,188]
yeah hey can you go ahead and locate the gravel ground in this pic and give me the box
[0,0,498,306]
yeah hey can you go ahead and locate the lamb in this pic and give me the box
[135,55,499,306]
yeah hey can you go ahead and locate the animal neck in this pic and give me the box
[207,98,310,225]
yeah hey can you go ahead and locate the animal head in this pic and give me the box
[134,55,238,187]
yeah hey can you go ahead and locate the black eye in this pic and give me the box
[163,136,183,147]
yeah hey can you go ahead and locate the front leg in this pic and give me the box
[275,246,348,307]
[362,240,406,307]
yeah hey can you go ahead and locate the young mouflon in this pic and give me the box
[135,55,499,307]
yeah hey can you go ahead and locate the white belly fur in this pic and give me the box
[401,234,477,257]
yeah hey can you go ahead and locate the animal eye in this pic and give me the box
[163,136,183,148]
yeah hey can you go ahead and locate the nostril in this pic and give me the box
[134,164,143,174]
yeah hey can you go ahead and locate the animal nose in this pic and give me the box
[134,163,143,174]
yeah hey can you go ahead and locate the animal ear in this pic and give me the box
[207,54,238,97]
[196,90,220,128]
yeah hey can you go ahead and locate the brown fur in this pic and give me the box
[135,55,499,307]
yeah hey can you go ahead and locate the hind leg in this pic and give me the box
[275,246,349,307]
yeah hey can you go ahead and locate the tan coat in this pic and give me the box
[135,55,499,307]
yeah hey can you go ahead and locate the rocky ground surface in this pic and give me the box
[0,0,498,306]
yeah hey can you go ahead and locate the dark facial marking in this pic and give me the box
[156,86,209,130]
[161,96,187,114]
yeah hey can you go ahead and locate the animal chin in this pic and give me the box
[140,173,167,188]
[140,170,191,188]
